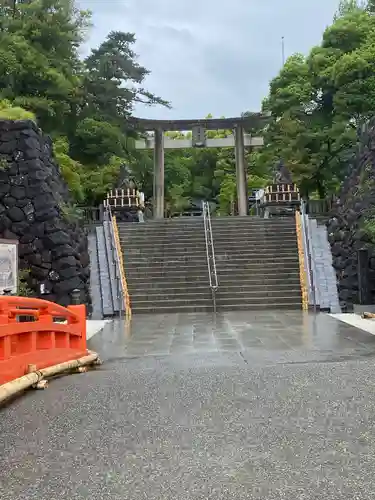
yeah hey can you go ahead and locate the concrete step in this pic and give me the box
[119,225,296,235]
[211,218,295,224]
[128,280,302,292]
[127,276,301,288]
[118,219,296,233]
[122,250,299,265]
[129,288,302,302]
[219,253,299,261]
[216,289,301,299]
[212,231,297,240]
[124,246,205,255]
[126,272,300,285]
[131,303,302,314]
[120,237,297,248]
[120,239,297,251]
[215,264,299,274]
[123,216,294,221]
[129,288,301,301]
[120,229,297,238]
[216,249,298,259]
[130,295,302,313]
[121,240,298,254]
[124,253,299,264]
[124,261,299,275]
[131,298,302,311]
[125,267,300,280]
[118,218,295,229]
[121,231,297,241]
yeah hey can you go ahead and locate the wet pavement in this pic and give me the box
[89,311,375,364]
[2,312,375,499]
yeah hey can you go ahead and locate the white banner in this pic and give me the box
[0,240,18,294]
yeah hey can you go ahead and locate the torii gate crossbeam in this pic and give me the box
[128,114,268,218]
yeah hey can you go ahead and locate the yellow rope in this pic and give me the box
[112,216,132,319]
[295,210,309,311]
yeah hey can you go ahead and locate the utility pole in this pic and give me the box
[281,36,285,66]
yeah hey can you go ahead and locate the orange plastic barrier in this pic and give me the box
[0,296,87,385]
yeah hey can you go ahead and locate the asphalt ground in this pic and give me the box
[2,311,375,499]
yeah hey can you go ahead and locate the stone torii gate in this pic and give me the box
[128,114,267,219]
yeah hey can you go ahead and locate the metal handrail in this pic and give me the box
[103,204,123,319]
[103,203,131,319]
[112,215,132,319]
[295,210,309,311]
[202,201,218,312]
[300,200,317,311]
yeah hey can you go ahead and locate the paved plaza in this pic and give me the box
[2,312,375,499]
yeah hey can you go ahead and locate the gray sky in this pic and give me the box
[80,0,340,119]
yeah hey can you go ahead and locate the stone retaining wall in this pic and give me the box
[0,120,90,307]
[327,119,375,311]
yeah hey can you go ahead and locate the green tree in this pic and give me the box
[0,0,89,133]
[0,98,35,120]
[0,1,275,211]
[82,31,169,126]
[71,118,130,165]
[255,6,375,198]
[0,0,168,204]
[335,0,364,19]
[53,137,84,201]
[81,156,125,205]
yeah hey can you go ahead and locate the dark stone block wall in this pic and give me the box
[327,120,375,311]
[0,120,90,307]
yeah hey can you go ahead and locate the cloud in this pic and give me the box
[80,0,339,119]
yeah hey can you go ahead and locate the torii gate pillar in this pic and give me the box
[153,128,165,219]
[234,125,248,216]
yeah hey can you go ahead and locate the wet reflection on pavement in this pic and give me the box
[89,311,375,364]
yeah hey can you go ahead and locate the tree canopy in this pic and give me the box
[0,0,168,204]
[1,0,375,212]
[256,0,375,199]
[0,0,272,214]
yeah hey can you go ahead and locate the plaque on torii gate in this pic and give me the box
[192,126,206,148]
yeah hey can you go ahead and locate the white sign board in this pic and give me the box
[0,240,18,294]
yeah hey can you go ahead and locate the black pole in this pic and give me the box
[358,249,371,305]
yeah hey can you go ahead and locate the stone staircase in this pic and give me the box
[118,217,302,314]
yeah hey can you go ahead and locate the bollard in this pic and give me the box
[71,288,81,305]
[357,248,371,305]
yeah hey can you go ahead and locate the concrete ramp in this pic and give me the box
[87,224,122,319]
[87,232,103,320]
